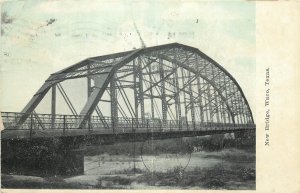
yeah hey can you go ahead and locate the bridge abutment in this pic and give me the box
[1,139,84,176]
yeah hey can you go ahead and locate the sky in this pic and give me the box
[0,0,256,119]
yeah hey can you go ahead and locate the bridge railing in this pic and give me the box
[1,112,256,132]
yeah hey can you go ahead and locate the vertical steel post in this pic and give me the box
[51,84,56,129]
[240,96,247,124]
[148,63,155,120]
[87,64,92,130]
[242,112,247,125]
[138,57,145,125]
[220,75,227,125]
[202,65,211,123]
[214,93,220,123]
[230,84,236,125]
[87,64,92,96]
[133,59,139,120]
[212,67,221,124]
[207,87,213,122]
[218,97,224,124]
[218,75,225,125]
[110,73,118,132]
[159,58,167,127]
[203,84,209,123]
[181,68,188,130]
[173,62,182,130]
[233,87,241,125]
[188,71,196,130]
[195,54,204,123]
[197,78,204,123]
[223,75,232,124]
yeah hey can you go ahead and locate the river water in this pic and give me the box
[1,147,255,189]
[63,148,255,189]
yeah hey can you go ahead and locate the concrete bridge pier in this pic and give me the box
[1,138,84,176]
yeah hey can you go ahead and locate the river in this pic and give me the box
[2,146,255,189]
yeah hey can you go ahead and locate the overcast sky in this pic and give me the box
[0,0,256,119]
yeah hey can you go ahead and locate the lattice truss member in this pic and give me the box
[14,43,254,130]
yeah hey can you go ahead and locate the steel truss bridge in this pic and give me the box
[1,43,255,140]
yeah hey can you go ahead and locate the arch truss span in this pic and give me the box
[14,43,255,131]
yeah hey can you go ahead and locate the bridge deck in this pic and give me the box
[1,112,255,140]
[1,125,255,139]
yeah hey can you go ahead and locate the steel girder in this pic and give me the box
[17,43,254,128]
